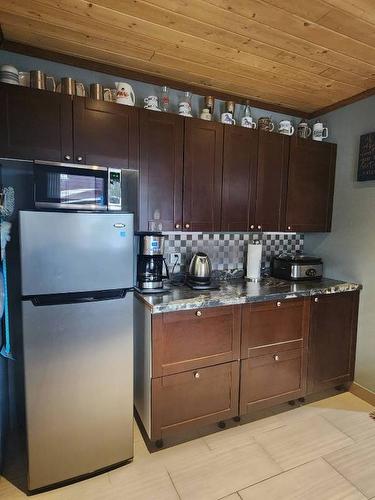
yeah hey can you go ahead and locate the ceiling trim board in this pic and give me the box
[0,39,310,118]
[309,86,375,118]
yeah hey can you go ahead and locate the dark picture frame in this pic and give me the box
[358,132,375,181]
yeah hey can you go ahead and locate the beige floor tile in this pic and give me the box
[325,435,375,499]
[0,477,27,499]
[150,437,211,469]
[54,473,111,500]
[220,494,241,500]
[168,442,281,500]
[108,461,179,500]
[274,403,328,424]
[203,414,284,452]
[322,406,375,442]
[254,415,354,470]
[238,458,365,500]
[309,392,374,412]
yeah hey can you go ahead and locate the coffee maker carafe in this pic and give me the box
[137,233,169,292]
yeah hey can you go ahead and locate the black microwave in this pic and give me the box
[33,161,122,211]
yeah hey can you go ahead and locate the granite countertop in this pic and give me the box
[135,277,361,314]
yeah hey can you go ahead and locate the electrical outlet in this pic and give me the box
[169,253,181,265]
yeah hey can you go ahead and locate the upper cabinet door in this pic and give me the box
[0,83,73,162]
[221,126,258,232]
[73,96,139,168]
[139,110,184,232]
[183,119,223,232]
[285,138,337,232]
[255,132,289,232]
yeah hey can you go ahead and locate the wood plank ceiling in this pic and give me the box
[1,0,375,116]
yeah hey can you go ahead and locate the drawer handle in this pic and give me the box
[314,297,319,303]
[273,354,280,361]
[196,310,202,317]
[276,301,281,307]
[193,371,200,379]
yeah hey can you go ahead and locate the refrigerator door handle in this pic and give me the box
[26,289,130,307]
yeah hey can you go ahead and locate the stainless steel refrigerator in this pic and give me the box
[19,210,134,491]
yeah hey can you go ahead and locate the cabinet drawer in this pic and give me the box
[152,361,239,439]
[240,348,306,413]
[152,305,241,377]
[241,298,309,358]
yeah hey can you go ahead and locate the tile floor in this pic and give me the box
[1,392,374,500]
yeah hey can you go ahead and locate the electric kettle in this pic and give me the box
[188,252,212,283]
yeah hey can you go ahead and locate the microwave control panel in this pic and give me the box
[108,168,122,210]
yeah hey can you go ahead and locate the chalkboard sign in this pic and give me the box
[358,132,375,181]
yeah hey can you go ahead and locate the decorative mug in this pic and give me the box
[18,71,30,87]
[200,108,212,121]
[0,65,19,85]
[278,120,295,136]
[221,112,236,125]
[313,121,329,141]
[144,95,160,110]
[241,116,257,129]
[258,117,274,132]
[104,88,116,102]
[179,102,192,116]
[297,120,312,139]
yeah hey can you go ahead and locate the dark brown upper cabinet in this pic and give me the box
[254,131,289,232]
[183,118,223,232]
[285,138,337,232]
[221,126,258,232]
[73,96,139,168]
[139,110,184,232]
[308,291,359,394]
[0,82,73,162]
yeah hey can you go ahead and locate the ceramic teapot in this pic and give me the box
[115,82,135,106]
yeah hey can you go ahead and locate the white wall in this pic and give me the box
[304,96,375,392]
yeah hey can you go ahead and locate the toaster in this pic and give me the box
[271,253,323,281]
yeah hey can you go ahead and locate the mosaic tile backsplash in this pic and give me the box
[164,232,304,274]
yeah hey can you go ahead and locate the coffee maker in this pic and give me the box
[137,233,169,292]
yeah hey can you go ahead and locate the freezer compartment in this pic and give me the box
[19,211,134,296]
[22,292,134,491]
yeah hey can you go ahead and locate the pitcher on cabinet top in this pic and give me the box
[115,82,136,106]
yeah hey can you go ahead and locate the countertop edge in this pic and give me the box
[135,281,362,314]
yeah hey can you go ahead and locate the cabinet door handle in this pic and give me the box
[276,301,281,307]
[314,297,319,303]
[250,224,255,230]
[185,223,190,229]
[196,310,202,317]
[257,225,262,230]
[76,155,83,162]
[175,223,181,229]
[287,225,292,231]
[193,371,200,379]
[273,354,280,361]
[64,154,71,161]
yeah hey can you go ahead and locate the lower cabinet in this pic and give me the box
[240,297,310,413]
[135,291,359,444]
[152,361,239,440]
[152,305,241,377]
[307,291,359,393]
[240,348,306,414]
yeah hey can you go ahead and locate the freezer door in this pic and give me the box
[19,211,134,296]
[22,292,133,491]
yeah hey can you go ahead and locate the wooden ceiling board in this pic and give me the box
[0,6,363,104]
[1,0,375,115]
